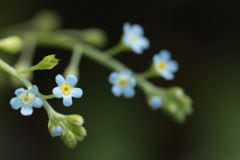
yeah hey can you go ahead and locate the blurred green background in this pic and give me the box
[0,0,240,160]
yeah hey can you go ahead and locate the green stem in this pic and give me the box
[69,45,82,68]
[0,58,32,89]
[19,65,38,74]
[104,42,127,56]
[41,94,56,99]
[0,29,162,95]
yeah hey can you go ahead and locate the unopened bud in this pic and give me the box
[0,36,22,54]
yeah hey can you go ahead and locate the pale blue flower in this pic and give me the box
[51,126,63,137]
[153,50,179,80]
[52,74,83,107]
[149,97,162,110]
[122,22,150,54]
[108,70,136,98]
[10,85,43,116]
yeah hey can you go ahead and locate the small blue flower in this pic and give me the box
[153,50,179,80]
[52,74,83,107]
[122,22,150,54]
[108,70,136,98]
[51,126,63,137]
[149,97,162,110]
[10,85,43,116]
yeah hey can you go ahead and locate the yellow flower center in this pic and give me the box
[24,96,29,102]
[157,62,166,71]
[61,85,71,94]
[129,34,137,43]
[118,77,128,87]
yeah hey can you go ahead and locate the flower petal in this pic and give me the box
[71,88,83,98]
[168,60,179,72]
[32,97,43,108]
[140,37,150,49]
[162,71,174,80]
[52,126,62,136]
[123,22,131,34]
[131,44,143,54]
[66,74,77,87]
[10,97,21,110]
[159,50,171,61]
[52,87,63,98]
[149,97,162,109]
[14,88,25,96]
[29,85,38,95]
[132,24,144,35]
[20,106,33,116]
[63,95,73,107]
[111,85,122,97]
[129,77,136,87]
[121,70,131,77]
[108,72,119,84]
[55,74,65,86]
[153,54,160,64]
[123,87,135,98]
[123,35,131,46]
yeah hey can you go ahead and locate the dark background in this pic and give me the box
[0,0,240,160]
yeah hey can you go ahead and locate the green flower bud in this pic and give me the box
[66,114,84,127]
[164,102,178,114]
[61,130,77,148]
[167,87,184,98]
[0,36,22,54]
[36,55,59,70]
[30,10,61,30]
[80,28,107,48]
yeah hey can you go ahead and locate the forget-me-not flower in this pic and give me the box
[52,74,83,107]
[149,97,162,110]
[108,70,136,98]
[10,85,43,116]
[122,22,150,54]
[153,50,178,80]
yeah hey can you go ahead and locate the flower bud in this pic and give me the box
[48,120,62,137]
[36,55,59,70]
[0,36,22,54]
[148,96,162,110]
[66,114,84,127]
[62,130,77,148]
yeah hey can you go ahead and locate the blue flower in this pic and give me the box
[10,85,43,116]
[153,50,179,80]
[149,97,162,110]
[108,70,136,98]
[52,74,83,107]
[122,22,150,54]
[51,126,63,137]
